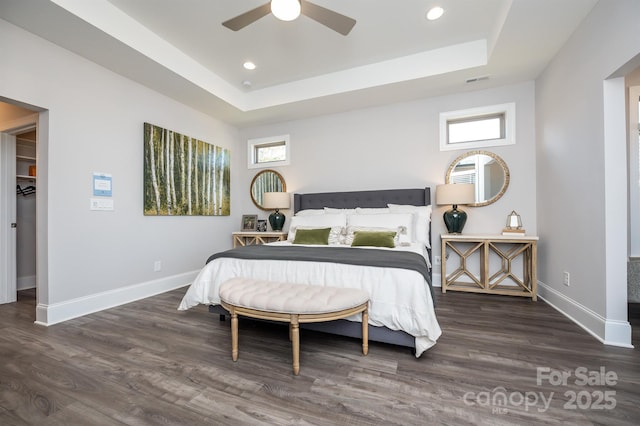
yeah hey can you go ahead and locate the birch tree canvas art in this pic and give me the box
[144,123,230,216]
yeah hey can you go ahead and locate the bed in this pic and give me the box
[178,187,441,356]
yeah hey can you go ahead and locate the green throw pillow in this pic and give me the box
[351,231,396,248]
[293,228,331,245]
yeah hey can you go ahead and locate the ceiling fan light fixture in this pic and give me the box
[426,6,444,21]
[271,0,301,21]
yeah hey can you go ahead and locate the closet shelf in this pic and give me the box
[17,175,36,181]
[16,154,36,161]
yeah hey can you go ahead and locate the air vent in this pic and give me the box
[465,76,490,84]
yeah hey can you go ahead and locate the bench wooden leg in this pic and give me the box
[362,306,369,355]
[291,314,300,375]
[230,311,238,361]
[220,298,370,375]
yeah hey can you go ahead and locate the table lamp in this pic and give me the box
[263,192,290,231]
[436,183,475,233]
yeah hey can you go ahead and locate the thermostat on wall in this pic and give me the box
[93,172,112,197]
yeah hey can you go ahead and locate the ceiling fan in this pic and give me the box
[222,0,356,36]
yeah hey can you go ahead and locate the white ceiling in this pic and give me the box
[0,0,598,127]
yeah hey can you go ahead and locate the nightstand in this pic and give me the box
[232,231,287,248]
[440,233,538,300]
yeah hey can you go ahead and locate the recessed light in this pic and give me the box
[426,6,444,21]
[243,61,256,70]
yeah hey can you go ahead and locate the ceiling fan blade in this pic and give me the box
[301,0,356,35]
[222,3,272,31]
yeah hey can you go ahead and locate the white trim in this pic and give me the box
[33,270,199,326]
[602,78,632,346]
[629,85,640,257]
[439,103,515,151]
[538,281,634,349]
[248,134,290,169]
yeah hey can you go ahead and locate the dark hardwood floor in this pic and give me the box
[1,288,638,425]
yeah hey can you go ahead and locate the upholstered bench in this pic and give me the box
[219,277,370,375]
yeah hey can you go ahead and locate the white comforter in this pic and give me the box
[178,242,442,356]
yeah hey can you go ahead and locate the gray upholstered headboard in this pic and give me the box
[293,188,430,212]
[293,187,433,272]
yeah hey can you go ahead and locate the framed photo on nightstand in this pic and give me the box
[241,214,257,231]
[257,219,267,232]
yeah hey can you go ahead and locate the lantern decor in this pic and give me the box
[502,210,525,236]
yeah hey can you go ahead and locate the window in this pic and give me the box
[248,135,290,169]
[440,103,515,151]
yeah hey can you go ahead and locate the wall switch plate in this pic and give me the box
[154,261,162,272]
[563,271,570,286]
[434,256,441,266]
[89,198,114,211]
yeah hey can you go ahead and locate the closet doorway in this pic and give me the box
[0,101,39,308]
[15,128,37,294]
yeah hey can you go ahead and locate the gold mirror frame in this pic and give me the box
[445,150,510,207]
[250,169,286,210]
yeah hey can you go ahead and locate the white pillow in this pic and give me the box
[346,213,413,243]
[324,207,357,215]
[288,226,344,244]
[388,204,432,248]
[295,209,325,216]
[355,207,390,214]
[287,214,347,241]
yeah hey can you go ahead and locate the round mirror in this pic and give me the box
[250,169,286,210]
[445,150,510,207]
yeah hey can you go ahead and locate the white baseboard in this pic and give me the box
[537,281,634,349]
[17,275,36,290]
[34,270,199,326]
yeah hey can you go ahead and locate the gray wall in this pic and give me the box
[536,0,640,346]
[239,81,538,287]
[0,18,241,323]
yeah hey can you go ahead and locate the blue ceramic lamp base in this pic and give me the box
[269,210,286,231]
[443,205,468,234]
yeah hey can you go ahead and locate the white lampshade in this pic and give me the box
[271,0,301,21]
[436,183,475,206]
[263,192,290,209]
